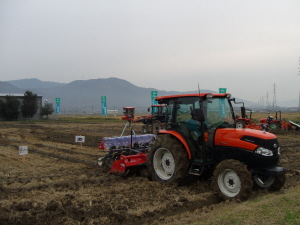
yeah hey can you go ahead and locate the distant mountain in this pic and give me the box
[7,78,66,89]
[1,77,256,113]
[0,81,24,93]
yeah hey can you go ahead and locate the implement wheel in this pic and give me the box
[212,159,253,200]
[148,134,190,186]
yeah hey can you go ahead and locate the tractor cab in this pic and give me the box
[157,93,235,162]
[149,105,167,116]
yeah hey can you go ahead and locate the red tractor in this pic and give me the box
[235,103,262,130]
[134,105,167,134]
[259,111,294,131]
[147,93,286,200]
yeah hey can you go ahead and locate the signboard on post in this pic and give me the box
[219,88,227,94]
[218,88,227,117]
[101,96,107,116]
[19,146,28,163]
[19,146,28,155]
[55,98,60,114]
[75,136,85,143]
[151,91,158,105]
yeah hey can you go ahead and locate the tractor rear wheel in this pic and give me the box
[152,121,162,133]
[236,120,245,128]
[212,159,253,200]
[148,134,190,186]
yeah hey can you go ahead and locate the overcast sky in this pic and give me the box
[1,0,300,104]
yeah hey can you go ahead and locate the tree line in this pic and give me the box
[0,91,54,121]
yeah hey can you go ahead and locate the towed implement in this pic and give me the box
[98,106,155,176]
[98,134,155,176]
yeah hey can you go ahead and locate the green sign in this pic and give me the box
[101,96,106,103]
[101,96,107,116]
[55,98,60,113]
[151,91,158,105]
[219,88,227,94]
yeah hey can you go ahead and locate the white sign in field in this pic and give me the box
[75,136,85,143]
[19,146,28,155]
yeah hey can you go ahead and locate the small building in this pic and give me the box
[0,93,43,120]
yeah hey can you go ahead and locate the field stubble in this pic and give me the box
[0,119,300,225]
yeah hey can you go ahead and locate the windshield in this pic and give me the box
[203,98,235,128]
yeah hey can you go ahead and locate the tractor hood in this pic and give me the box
[214,128,278,152]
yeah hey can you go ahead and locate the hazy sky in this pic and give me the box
[1,0,300,104]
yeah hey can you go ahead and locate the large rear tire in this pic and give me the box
[152,121,162,134]
[148,134,190,186]
[212,159,253,200]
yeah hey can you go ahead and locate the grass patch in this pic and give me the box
[190,187,300,225]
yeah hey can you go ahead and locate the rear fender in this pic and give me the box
[158,130,192,159]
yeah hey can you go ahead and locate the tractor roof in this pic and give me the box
[155,93,230,101]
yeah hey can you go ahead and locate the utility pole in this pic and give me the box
[266,91,269,110]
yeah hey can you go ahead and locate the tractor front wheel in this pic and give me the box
[212,159,253,200]
[148,135,190,186]
[236,120,245,128]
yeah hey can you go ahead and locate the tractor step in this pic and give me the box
[189,163,204,176]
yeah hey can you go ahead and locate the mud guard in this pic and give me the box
[158,130,192,159]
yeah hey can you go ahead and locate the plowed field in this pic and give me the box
[0,120,300,225]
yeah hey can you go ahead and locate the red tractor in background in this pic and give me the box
[259,111,294,131]
[236,106,300,131]
[235,102,262,130]
[147,93,286,201]
[134,105,167,134]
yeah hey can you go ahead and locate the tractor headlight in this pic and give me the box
[277,147,281,155]
[255,147,273,156]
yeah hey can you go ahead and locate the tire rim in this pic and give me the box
[153,147,175,180]
[254,175,275,187]
[236,122,244,128]
[218,169,241,197]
